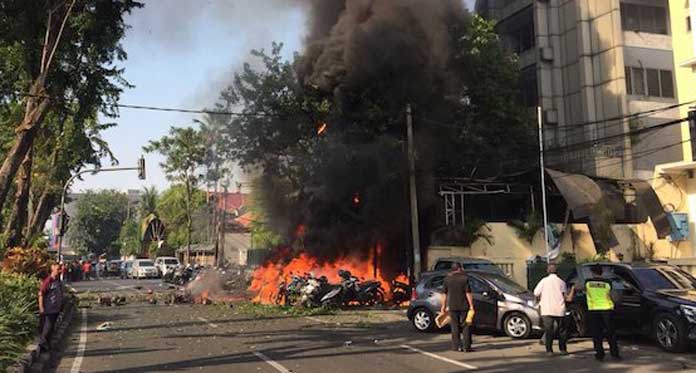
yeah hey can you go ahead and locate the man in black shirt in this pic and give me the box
[441,263,475,352]
[38,263,63,352]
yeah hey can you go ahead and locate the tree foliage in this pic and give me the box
[144,127,208,256]
[156,185,206,251]
[0,0,141,245]
[67,190,128,257]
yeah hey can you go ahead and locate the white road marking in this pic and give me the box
[197,316,219,328]
[401,344,477,370]
[70,309,88,373]
[253,351,292,373]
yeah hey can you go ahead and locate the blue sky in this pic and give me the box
[74,0,476,193]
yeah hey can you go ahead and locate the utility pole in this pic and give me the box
[537,106,550,254]
[219,184,227,267]
[406,104,422,278]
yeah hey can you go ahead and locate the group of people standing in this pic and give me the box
[439,262,621,362]
[63,259,99,282]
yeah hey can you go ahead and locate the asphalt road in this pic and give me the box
[52,280,695,373]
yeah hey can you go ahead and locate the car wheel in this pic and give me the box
[567,304,587,337]
[503,313,531,339]
[412,308,436,332]
[654,314,688,352]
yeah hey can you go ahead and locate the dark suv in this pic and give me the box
[565,263,696,352]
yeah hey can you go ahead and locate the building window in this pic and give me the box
[625,66,675,98]
[660,70,675,98]
[688,16,692,32]
[621,3,668,34]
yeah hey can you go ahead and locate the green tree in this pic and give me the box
[0,0,143,218]
[118,218,140,257]
[67,190,128,257]
[138,186,158,219]
[144,127,206,260]
[156,185,206,251]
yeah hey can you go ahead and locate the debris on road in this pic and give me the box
[96,322,113,331]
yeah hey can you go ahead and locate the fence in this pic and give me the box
[494,262,515,278]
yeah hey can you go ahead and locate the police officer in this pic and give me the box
[584,265,620,361]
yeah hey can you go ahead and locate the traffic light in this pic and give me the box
[138,156,146,180]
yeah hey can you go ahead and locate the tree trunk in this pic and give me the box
[4,145,34,248]
[26,189,57,241]
[0,87,50,218]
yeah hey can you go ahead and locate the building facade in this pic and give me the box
[476,0,683,179]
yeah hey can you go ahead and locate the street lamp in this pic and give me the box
[56,156,146,261]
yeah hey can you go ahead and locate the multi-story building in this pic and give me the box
[475,0,683,179]
[669,0,696,160]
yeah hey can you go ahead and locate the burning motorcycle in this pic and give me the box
[390,279,410,306]
[281,273,309,306]
[320,270,385,307]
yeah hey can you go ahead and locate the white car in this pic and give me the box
[154,257,180,276]
[131,259,159,279]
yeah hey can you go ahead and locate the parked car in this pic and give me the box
[107,260,122,276]
[154,256,180,276]
[565,262,696,352]
[422,257,507,278]
[120,260,133,279]
[407,270,542,338]
[131,259,159,279]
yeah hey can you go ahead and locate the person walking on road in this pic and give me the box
[533,263,570,356]
[440,263,475,352]
[38,262,64,352]
[583,264,620,361]
[82,260,91,281]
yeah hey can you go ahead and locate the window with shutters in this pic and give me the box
[625,66,675,98]
[620,3,668,34]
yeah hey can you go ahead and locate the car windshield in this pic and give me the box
[139,261,154,267]
[464,263,503,274]
[633,268,687,290]
[164,259,178,265]
[483,274,527,294]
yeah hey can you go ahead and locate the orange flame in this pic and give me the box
[249,245,406,305]
[317,122,328,135]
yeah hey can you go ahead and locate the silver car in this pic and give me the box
[407,270,542,338]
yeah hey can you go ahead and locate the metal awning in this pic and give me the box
[545,168,671,242]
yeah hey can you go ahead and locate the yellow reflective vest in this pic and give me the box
[585,280,614,311]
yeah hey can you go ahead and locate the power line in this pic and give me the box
[548,99,696,131]
[2,90,278,117]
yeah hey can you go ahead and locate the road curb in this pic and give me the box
[7,296,77,373]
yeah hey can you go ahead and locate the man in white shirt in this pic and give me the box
[533,263,571,355]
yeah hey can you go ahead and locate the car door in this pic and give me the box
[609,266,642,331]
[469,275,497,329]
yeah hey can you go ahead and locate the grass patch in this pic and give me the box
[235,302,336,318]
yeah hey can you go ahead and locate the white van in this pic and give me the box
[154,256,180,276]
[131,259,159,279]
